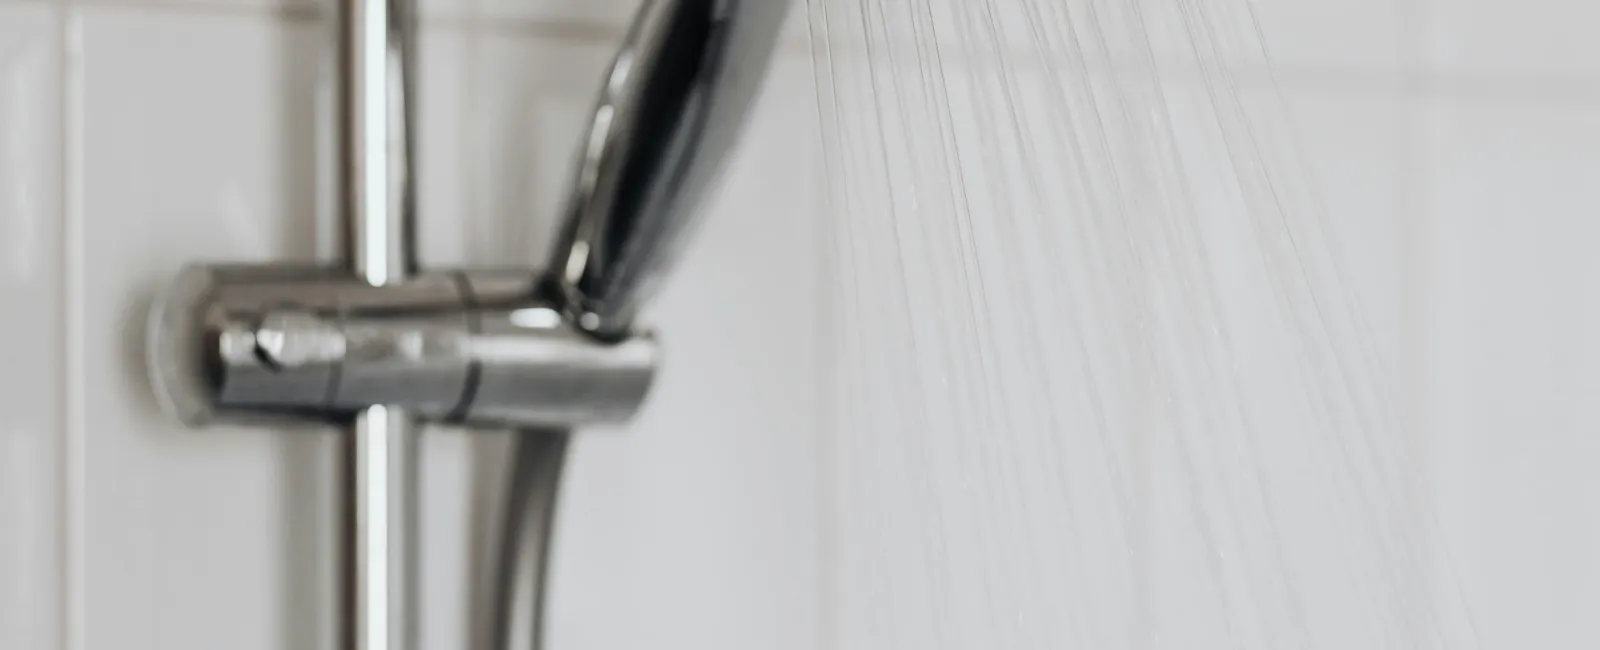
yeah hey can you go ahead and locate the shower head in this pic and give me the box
[544,0,794,340]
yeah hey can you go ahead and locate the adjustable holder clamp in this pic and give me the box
[148,266,658,430]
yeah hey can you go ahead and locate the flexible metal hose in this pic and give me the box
[485,431,571,650]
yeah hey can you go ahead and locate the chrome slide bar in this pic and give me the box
[339,0,417,646]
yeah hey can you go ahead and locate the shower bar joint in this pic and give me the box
[148,266,659,431]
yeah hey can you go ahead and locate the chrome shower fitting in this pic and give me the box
[144,0,793,649]
[149,267,659,429]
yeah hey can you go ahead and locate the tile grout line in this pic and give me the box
[33,0,1600,104]
[55,1,86,650]
[69,0,325,20]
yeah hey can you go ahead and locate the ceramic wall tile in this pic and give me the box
[0,5,64,650]
[1422,98,1600,649]
[77,9,337,649]
[1423,0,1600,79]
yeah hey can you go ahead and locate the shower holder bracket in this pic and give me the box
[147,263,660,431]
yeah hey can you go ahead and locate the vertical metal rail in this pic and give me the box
[340,0,418,648]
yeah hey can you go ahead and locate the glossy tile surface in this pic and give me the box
[1423,0,1600,78]
[0,5,63,650]
[1422,99,1600,649]
[78,9,336,649]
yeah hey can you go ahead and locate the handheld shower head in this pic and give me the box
[545,0,793,340]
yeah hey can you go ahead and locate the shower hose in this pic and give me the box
[487,433,570,650]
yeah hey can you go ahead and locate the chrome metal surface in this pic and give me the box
[463,271,659,427]
[343,0,417,285]
[546,0,795,339]
[341,0,419,646]
[148,265,343,427]
[465,309,658,426]
[146,266,658,428]
[351,407,417,650]
[486,431,570,650]
[149,265,346,426]
[149,267,461,424]
[331,277,473,417]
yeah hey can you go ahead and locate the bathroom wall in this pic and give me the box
[8,0,1600,649]
[815,0,1600,647]
[0,1,822,649]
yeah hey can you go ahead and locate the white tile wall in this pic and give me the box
[78,9,336,649]
[1423,0,1600,79]
[814,0,1600,648]
[1422,98,1600,648]
[0,5,63,650]
[7,0,1600,647]
[1181,3,1600,645]
[1269,3,1600,645]
[1250,0,1409,71]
